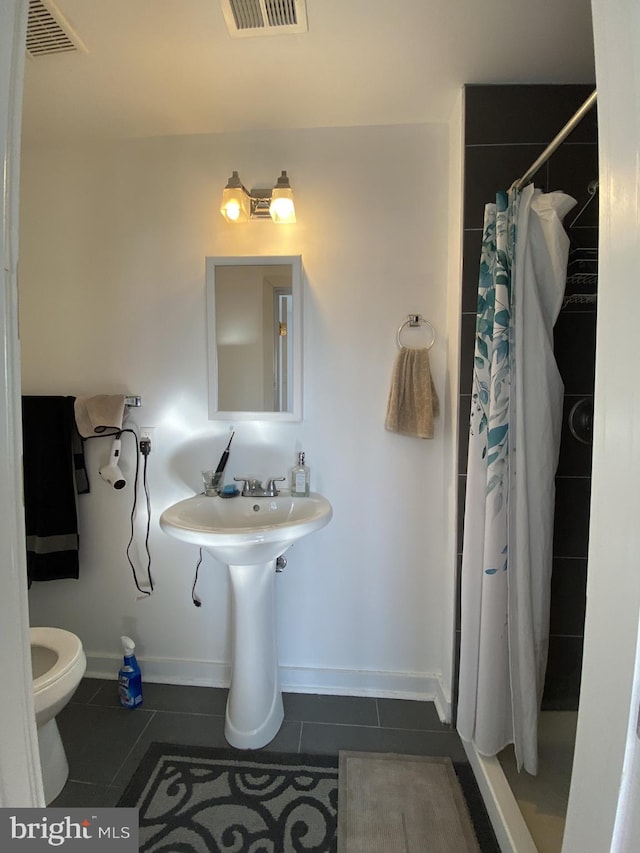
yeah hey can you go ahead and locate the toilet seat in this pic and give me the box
[30,626,86,804]
[30,627,84,695]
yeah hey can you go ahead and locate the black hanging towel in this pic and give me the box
[22,396,83,583]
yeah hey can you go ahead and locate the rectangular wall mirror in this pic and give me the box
[205,256,303,421]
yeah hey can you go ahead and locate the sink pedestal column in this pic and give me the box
[224,561,283,749]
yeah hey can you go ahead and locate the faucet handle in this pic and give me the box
[265,477,286,493]
[233,477,251,493]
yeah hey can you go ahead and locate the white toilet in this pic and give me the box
[30,627,87,804]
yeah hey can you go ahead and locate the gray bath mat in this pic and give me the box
[118,743,338,851]
[338,752,480,852]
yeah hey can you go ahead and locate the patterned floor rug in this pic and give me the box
[117,743,338,852]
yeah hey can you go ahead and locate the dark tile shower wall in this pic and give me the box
[456,85,597,714]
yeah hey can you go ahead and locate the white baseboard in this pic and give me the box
[86,654,231,688]
[86,654,451,722]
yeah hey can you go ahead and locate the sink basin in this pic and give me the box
[159,489,333,750]
[159,492,332,565]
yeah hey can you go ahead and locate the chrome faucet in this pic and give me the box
[234,477,285,497]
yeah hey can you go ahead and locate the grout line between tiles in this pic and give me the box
[553,556,589,561]
[107,709,157,787]
[129,708,228,718]
[465,141,597,149]
[303,720,453,735]
[555,474,593,480]
[552,555,589,561]
[85,686,104,704]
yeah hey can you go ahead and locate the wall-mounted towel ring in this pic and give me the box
[396,315,436,350]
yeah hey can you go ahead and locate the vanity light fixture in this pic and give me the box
[219,171,296,224]
[219,171,250,223]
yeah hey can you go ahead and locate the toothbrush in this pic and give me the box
[214,431,234,479]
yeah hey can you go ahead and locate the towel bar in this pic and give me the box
[396,315,435,350]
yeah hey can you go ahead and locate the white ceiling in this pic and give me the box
[22,0,596,145]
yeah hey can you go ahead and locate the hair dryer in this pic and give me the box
[99,438,127,490]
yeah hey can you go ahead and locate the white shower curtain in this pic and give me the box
[457,183,576,774]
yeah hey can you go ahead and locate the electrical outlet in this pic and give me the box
[140,427,155,449]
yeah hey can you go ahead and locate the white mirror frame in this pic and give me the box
[205,255,303,421]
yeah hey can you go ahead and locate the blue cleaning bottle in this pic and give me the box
[118,636,143,709]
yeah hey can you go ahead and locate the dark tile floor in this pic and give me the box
[52,678,466,806]
[52,678,499,849]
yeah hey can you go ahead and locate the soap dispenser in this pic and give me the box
[290,451,310,497]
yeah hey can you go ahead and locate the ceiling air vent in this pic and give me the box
[26,0,86,58]
[220,0,308,38]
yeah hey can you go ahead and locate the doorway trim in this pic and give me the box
[0,0,44,807]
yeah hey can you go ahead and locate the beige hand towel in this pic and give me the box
[74,394,126,438]
[385,347,439,439]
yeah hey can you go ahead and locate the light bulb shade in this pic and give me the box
[220,187,250,222]
[269,171,296,223]
[220,171,250,222]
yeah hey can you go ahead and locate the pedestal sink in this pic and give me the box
[159,492,332,749]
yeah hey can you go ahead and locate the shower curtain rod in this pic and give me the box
[513,90,597,190]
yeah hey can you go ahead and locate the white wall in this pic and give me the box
[21,122,455,711]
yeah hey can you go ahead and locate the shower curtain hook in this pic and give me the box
[569,180,599,228]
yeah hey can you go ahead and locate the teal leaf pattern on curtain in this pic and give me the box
[469,189,517,529]
[459,182,572,775]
